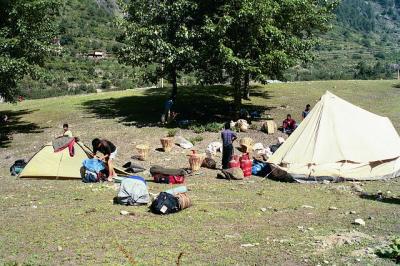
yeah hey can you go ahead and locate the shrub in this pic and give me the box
[393,83,400,89]
[167,128,178,137]
[189,136,204,145]
[189,124,206,134]
[101,80,111,89]
[375,237,400,263]
[204,122,223,132]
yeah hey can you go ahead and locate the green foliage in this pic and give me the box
[189,124,206,134]
[189,135,204,144]
[167,128,178,137]
[189,122,223,133]
[101,80,111,90]
[376,237,400,263]
[0,0,60,102]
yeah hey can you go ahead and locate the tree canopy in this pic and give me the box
[0,0,60,102]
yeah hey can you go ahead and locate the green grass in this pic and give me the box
[0,80,400,265]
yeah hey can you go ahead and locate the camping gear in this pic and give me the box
[217,168,244,180]
[236,119,249,132]
[229,155,240,169]
[175,136,193,149]
[83,158,105,173]
[122,161,146,173]
[188,150,204,172]
[10,159,27,176]
[253,143,264,151]
[206,142,222,157]
[165,186,188,195]
[150,192,180,215]
[19,142,129,179]
[240,137,253,153]
[150,165,188,176]
[153,174,185,184]
[116,176,150,206]
[240,153,252,178]
[262,120,277,134]
[268,91,400,182]
[160,137,174,152]
[252,160,271,176]
[52,136,76,156]
[202,157,217,169]
[136,144,149,161]
[175,193,192,210]
[82,170,98,183]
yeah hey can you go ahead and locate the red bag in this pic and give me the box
[153,174,185,184]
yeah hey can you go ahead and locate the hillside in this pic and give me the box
[18,0,400,98]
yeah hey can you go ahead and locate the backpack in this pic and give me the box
[150,192,180,214]
[153,174,185,184]
[117,176,150,206]
[82,170,98,183]
[10,159,27,176]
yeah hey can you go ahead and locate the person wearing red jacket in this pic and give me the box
[282,114,296,134]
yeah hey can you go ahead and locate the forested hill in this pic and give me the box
[19,0,400,99]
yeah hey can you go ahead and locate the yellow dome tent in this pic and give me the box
[268,91,400,182]
[19,141,127,179]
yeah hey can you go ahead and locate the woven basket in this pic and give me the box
[188,153,204,171]
[136,144,149,161]
[239,137,253,153]
[160,137,174,152]
[176,193,192,210]
[262,120,277,134]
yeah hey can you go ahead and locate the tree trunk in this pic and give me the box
[243,73,250,100]
[232,73,242,113]
[171,68,178,99]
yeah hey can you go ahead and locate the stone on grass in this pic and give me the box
[329,206,338,210]
[241,243,259,247]
[353,218,366,226]
[120,210,129,216]
[260,208,267,212]
[301,205,314,209]
[57,246,63,251]
[349,211,357,214]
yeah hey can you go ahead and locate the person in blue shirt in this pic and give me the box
[221,122,237,169]
[302,104,311,119]
[161,96,175,123]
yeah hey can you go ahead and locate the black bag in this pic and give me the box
[10,159,27,176]
[150,192,180,215]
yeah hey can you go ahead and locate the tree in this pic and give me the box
[118,0,198,98]
[197,0,337,110]
[0,0,60,102]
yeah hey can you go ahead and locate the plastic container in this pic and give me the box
[240,153,252,178]
[229,155,240,168]
[165,186,188,195]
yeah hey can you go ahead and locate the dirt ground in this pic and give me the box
[0,80,399,265]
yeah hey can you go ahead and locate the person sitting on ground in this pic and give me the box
[270,137,285,153]
[92,138,118,180]
[282,114,296,134]
[221,122,237,169]
[62,123,73,138]
[302,104,311,119]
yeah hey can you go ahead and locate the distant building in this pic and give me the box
[87,51,105,59]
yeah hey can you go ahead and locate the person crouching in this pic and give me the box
[92,138,118,181]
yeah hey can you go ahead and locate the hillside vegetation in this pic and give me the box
[16,0,400,99]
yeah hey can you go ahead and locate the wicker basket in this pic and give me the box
[188,152,204,172]
[239,137,253,153]
[262,120,277,134]
[136,144,149,161]
[160,137,174,152]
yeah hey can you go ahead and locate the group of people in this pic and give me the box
[220,104,312,170]
[282,104,311,134]
[59,124,118,180]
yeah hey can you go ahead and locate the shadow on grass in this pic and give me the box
[81,85,274,128]
[0,109,43,148]
[359,193,400,205]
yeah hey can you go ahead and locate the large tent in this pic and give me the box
[268,91,400,182]
[19,141,127,179]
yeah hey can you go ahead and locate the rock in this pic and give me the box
[353,218,366,226]
[352,184,363,193]
[241,243,259,247]
[57,246,63,251]
[301,205,314,209]
[120,210,129,216]
[32,205,38,209]
[322,180,330,184]
[350,211,357,214]
[387,191,391,194]
[323,260,329,264]
[307,227,314,231]
[260,208,267,212]
[368,216,374,220]
[356,258,361,262]
[329,206,338,210]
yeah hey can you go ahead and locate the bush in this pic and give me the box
[101,80,111,90]
[189,124,205,134]
[376,237,400,263]
[393,83,400,89]
[204,122,223,132]
[167,128,178,137]
[189,136,204,145]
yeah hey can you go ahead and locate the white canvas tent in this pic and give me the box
[268,91,400,182]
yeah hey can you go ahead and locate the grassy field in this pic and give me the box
[0,80,399,265]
